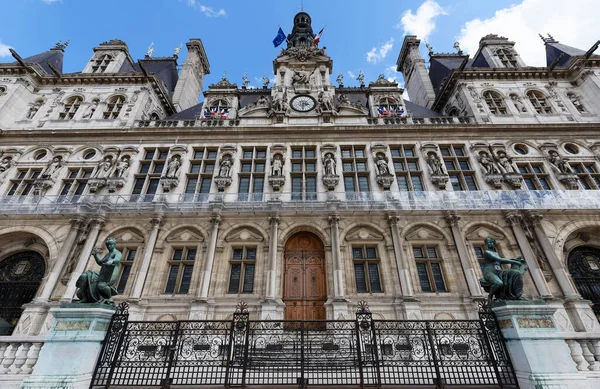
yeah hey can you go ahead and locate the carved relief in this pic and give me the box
[547,150,578,189]
[321,145,339,191]
[493,149,523,189]
[268,147,286,192]
[372,148,394,190]
[421,144,448,189]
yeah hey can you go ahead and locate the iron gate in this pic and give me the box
[91,302,518,388]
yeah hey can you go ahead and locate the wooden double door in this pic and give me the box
[283,232,327,321]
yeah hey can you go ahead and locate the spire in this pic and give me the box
[286,12,315,49]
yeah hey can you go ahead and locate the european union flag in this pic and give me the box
[273,27,286,48]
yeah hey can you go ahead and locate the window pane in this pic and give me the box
[356,162,367,172]
[186,249,197,261]
[186,178,198,194]
[358,176,370,192]
[178,265,194,294]
[199,178,212,194]
[427,247,438,258]
[306,177,316,195]
[394,161,405,171]
[352,247,363,259]
[305,150,315,158]
[453,147,464,156]
[242,264,255,293]
[355,149,365,158]
[292,150,302,158]
[417,263,432,292]
[368,263,382,293]
[252,177,264,193]
[464,175,477,191]
[344,176,356,192]
[255,163,265,173]
[256,150,266,159]
[117,265,131,294]
[474,247,484,259]
[305,163,315,172]
[228,264,241,293]
[440,147,451,157]
[132,178,145,195]
[366,247,377,259]
[407,162,419,171]
[241,163,252,172]
[147,179,159,195]
[430,263,447,292]
[243,151,253,159]
[193,150,204,160]
[165,265,179,293]
[450,175,462,191]
[341,149,352,158]
[343,162,353,172]
[207,151,217,159]
[245,248,257,260]
[397,175,409,191]
[60,183,72,196]
[404,148,415,157]
[158,151,169,160]
[239,177,250,193]
[292,163,302,172]
[445,161,456,171]
[232,249,243,260]
[390,148,401,158]
[204,164,214,174]
[126,249,137,261]
[172,249,183,261]
[413,247,424,258]
[139,163,150,174]
[145,150,155,160]
[459,161,470,170]
[411,176,424,191]
[532,166,542,174]
[153,163,164,174]
[539,177,551,190]
[354,264,368,293]
[524,178,536,190]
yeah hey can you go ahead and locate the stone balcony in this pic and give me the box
[0,190,597,216]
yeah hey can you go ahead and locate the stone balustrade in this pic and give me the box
[0,337,45,388]
[566,335,600,372]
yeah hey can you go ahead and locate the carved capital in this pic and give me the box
[444,211,461,226]
[268,215,281,226]
[210,215,222,227]
[503,211,522,227]
[89,216,106,230]
[69,217,86,230]
[149,215,165,228]
[328,214,340,226]
[523,211,543,226]
[387,214,401,226]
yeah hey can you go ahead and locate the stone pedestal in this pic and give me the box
[20,304,116,389]
[492,300,592,389]
[260,298,285,320]
[325,299,350,321]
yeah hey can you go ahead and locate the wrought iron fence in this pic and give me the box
[91,301,518,389]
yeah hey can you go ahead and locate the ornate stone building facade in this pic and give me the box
[1,12,600,344]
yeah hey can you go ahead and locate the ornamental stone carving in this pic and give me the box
[214,152,234,192]
[268,148,286,192]
[422,146,448,189]
[494,149,523,189]
[477,150,503,189]
[159,154,182,193]
[322,149,339,191]
[547,150,578,189]
[373,152,394,190]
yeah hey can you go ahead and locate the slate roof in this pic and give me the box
[545,42,587,67]
[167,102,205,120]
[138,59,179,94]
[428,56,467,92]
[19,48,64,75]
[404,100,441,117]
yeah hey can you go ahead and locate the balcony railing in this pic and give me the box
[0,190,598,215]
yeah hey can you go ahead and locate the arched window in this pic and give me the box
[496,49,518,67]
[447,107,459,117]
[527,90,553,114]
[377,97,406,117]
[567,93,586,113]
[103,95,125,119]
[0,86,6,96]
[92,54,112,73]
[483,91,507,115]
[59,96,83,120]
[201,99,230,120]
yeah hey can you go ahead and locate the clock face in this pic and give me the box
[291,95,316,112]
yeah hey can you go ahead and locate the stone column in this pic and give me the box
[328,214,345,298]
[36,217,86,302]
[445,212,483,297]
[61,216,106,302]
[388,214,414,297]
[523,211,579,299]
[130,215,164,299]
[197,215,221,300]
[265,215,280,300]
[504,211,553,299]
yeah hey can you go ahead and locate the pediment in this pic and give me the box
[465,227,505,242]
[405,227,444,241]
[225,228,264,242]
[166,229,204,243]
[239,107,268,117]
[346,227,384,242]
[113,229,145,244]
[337,105,368,115]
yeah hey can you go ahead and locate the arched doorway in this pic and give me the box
[283,232,327,321]
[568,246,600,315]
[0,251,45,334]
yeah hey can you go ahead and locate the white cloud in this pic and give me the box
[42,0,61,3]
[366,38,394,64]
[347,71,356,79]
[398,0,447,41]
[0,41,12,58]
[384,65,398,82]
[185,1,226,17]
[456,0,600,67]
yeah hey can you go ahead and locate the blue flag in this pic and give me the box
[273,27,286,48]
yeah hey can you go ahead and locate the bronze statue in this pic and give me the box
[480,237,529,304]
[75,237,121,304]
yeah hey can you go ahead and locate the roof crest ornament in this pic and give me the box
[52,40,70,52]
[173,43,183,58]
[146,42,155,58]
[425,41,434,56]
[453,41,463,55]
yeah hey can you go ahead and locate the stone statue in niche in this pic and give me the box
[262,75,270,88]
[92,155,113,179]
[26,101,42,120]
[323,153,337,176]
[569,94,586,112]
[375,153,390,175]
[165,155,181,178]
[41,156,64,179]
[271,154,283,176]
[292,68,310,85]
[336,73,344,87]
[479,237,529,305]
[82,99,99,119]
[510,94,527,113]
[218,155,232,177]
[74,237,121,305]
[113,155,130,178]
[256,95,269,107]
[548,150,573,174]
[426,152,444,175]
[318,91,335,112]
[495,150,516,174]
[477,151,500,175]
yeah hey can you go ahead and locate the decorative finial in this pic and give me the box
[52,40,70,51]
[336,73,344,87]
[453,41,462,55]
[425,41,433,56]
[262,74,270,88]
[222,70,227,81]
[299,0,304,11]
[173,43,183,57]
[357,69,365,88]
[146,42,155,58]
[242,71,249,88]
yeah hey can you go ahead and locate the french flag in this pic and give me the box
[377,106,385,117]
[220,108,229,119]
[313,27,325,45]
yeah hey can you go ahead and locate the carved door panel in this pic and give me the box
[284,232,327,321]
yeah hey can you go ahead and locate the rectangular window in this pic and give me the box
[132,147,169,201]
[290,146,318,201]
[116,248,137,294]
[228,247,257,294]
[238,147,266,201]
[414,245,447,293]
[516,163,553,190]
[440,145,478,191]
[342,146,370,199]
[185,147,217,201]
[164,247,197,294]
[352,245,383,293]
[7,169,43,197]
[569,162,600,190]
[391,145,423,191]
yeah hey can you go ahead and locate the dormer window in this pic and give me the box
[103,95,125,119]
[377,98,407,117]
[92,54,113,73]
[59,96,83,120]
[527,90,553,114]
[483,91,507,115]
[496,49,518,67]
[201,100,230,120]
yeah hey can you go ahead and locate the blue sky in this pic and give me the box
[1,0,598,93]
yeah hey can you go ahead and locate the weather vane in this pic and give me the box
[299,0,304,11]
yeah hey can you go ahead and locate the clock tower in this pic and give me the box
[270,12,334,121]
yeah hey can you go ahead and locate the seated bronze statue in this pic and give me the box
[75,237,121,305]
[479,237,529,304]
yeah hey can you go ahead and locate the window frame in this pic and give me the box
[238,147,266,201]
[351,244,383,294]
[116,246,138,294]
[341,145,371,199]
[185,147,218,201]
[164,246,198,294]
[131,147,169,201]
[390,145,423,191]
[59,96,83,120]
[483,91,508,115]
[290,146,318,201]
[103,95,126,119]
[227,246,257,294]
[516,162,553,190]
[527,90,553,115]
[439,145,478,191]
[413,244,448,293]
